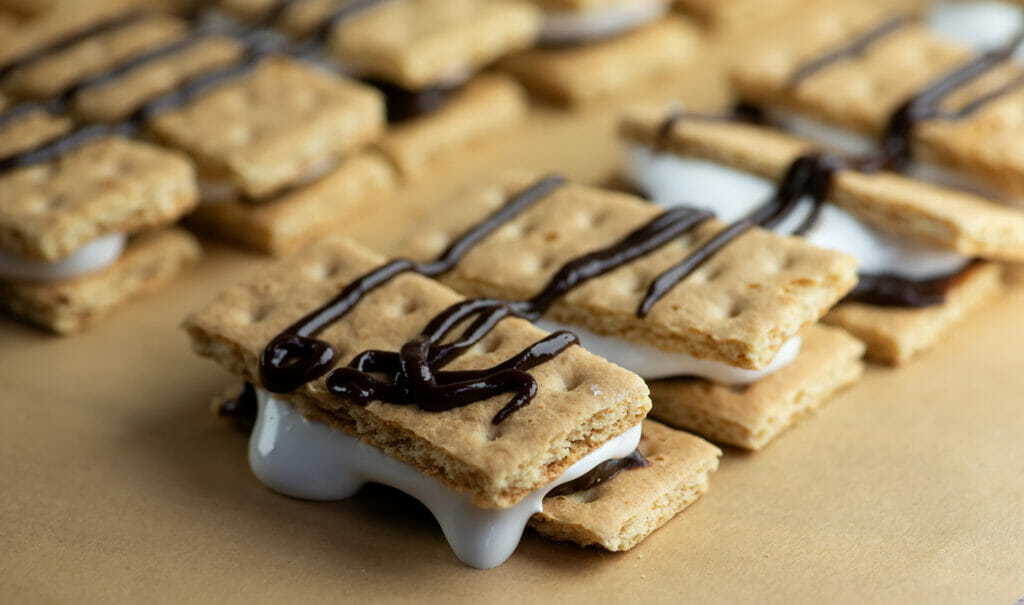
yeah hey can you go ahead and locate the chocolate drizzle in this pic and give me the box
[845,264,973,307]
[0,0,387,173]
[547,449,649,497]
[365,78,463,122]
[787,15,911,87]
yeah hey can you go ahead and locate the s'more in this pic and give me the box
[620,104,1024,365]
[391,173,860,450]
[500,0,702,106]
[730,0,1024,206]
[185,177,725,566]
[224,0,541,179]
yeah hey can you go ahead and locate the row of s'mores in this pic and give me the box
[0,0,651,334]
[185,170,861,568]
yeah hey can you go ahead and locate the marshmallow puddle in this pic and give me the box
[249,388,642,569]
[0,233,126,282]
[625,144,970,280]
[540,0,668,45]
[535,318,802,384]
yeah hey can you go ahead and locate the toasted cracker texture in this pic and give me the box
[1,227,201,335]
[501,17,700,106]
[648,324,864,450]
[0,136,197,261]
[530,419,721,551]
[825,262,1003,364]
[392,172,857,370]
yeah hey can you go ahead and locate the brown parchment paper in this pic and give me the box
[2,51,1024,603]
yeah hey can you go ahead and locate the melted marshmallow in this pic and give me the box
[625,144,969,279]
[540,0,668,45]
[249,388,642,569]
[928,1,1024,55]
[535,318,801,384]
[0,233,126,282]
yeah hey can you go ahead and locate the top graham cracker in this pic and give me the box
[0,136,197,261]
[149,55,385,200]
[183,236,651,509]
[620,105,1024,262]
[391,173,858,370]
[729,1,1024,199]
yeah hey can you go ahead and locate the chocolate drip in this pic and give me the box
[365,78,462,122]
[217,382,259,431]
[547,449,649,497]
[0,10,149,81]
[846,264,972,307]
[787,15,910,87]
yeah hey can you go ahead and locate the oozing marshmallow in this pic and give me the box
[249,388,642,569]
[0,233,126,282]
[540,0,668,45]
[927,1,1024,55]
[536,318,802,384]
[625,144,969,280]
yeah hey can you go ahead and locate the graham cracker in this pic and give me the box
[327,0,542,90]
[530,419,721,552]
[729,1,1024,200]
[0,136,196,261]
[187,151,397,255]
[71,35,245,123]
[620,107,1024,262]
[647,324,865,450]
[0,108,71,159]
[500,16,700,106]
[825,261,1004,365]
[183,236,652,509]
[2,14,187,100]
[1,227,201,335]
[391,172,858,370]
[376,74,529,179]
[0,3,136,73]
[149,55,384,200]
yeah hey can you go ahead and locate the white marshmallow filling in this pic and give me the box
[249,388,642,569]
[0,232,127,282]
[540,0,668,45]
[927,1,1024,56]
[535,318,802,385]
[625,142,971,281]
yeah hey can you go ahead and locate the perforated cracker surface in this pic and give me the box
[648,324,865,450]
[530,419,721,551]
[392,173,858,370]
[183,236,651,509]
[149,56,384,199]
[621,107,1024,261]
[0,136,196,261]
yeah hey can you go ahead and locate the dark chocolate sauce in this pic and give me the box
[364,78,462,122]
[845,264,973,307]
[547,450,649,497]
[787,15,911,87]
[217,382,259,431]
